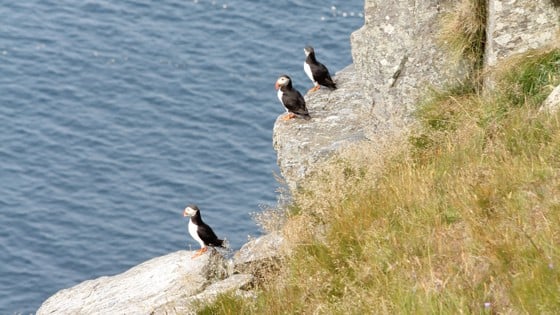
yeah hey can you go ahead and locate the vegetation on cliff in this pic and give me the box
[439,0,486,72]
[200,47,560,314]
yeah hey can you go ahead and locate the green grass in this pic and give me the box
[497,50,560,108]
[199,49,560,314]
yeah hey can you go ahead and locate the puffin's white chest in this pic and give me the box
[304,62,315,83]
[277,89,287,111]
[188,219,205,248]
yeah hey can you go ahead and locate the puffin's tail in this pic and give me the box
[325,77,337,90]
[213,239,227,248]
[295,109,311,120]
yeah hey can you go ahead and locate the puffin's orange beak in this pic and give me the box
[274,82,280,90]
[183,209,188,217]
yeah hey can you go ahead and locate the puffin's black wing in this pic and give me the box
[282,87,310,119]
[310,61,337,90]
[197,223,224,247]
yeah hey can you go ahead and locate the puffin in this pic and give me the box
[275,75,311,121]
[183,204,225,258]
[303,46,337,92]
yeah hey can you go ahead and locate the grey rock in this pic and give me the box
[350,0,468,122]
[273,65,374,191]
[196,273,254,294]
[233,232,284,280]
[37,233,283,314]
[36,250,228,315]
[191,273,254,300]
[540,84,560,113]
[152,274,255,315]
[484,0,560,90]
[485,0,560,68]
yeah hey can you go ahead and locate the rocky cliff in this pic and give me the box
[485,0,559,67]
[37,1,560,313]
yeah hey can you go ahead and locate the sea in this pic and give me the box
[0,1,364,313]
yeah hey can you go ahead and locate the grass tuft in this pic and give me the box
[495,49,560,108]
[438,0,487,71]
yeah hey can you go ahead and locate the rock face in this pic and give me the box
[37,234,285,314]
[153,274,255,314]
[233,231,284,280]
[483,0,560,89]
[36,250,228,315]
[350,0,467,110]
[273,65,374,191]
[485,0,560,68]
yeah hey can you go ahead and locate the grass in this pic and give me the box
[438,0,487,73]
[199,49,560,314]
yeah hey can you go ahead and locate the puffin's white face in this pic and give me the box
[304,46,313,56]
[183,206,198,217]
[275,76,290,90]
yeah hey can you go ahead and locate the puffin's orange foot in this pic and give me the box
[308,85,320,93]
[191,247,208,259]
[281,113,296,121]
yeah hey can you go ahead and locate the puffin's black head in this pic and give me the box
[183,204,200,217]
[275,74,292,90]
[304,46,315,57]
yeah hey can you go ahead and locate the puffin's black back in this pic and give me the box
[192,209,224,247]
[279,76,310,119]
[306,51,337,90]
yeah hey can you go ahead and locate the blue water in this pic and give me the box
[0,1,363,313]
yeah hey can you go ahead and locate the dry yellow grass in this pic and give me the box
[438,0,486,69]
